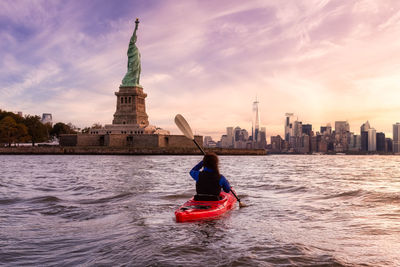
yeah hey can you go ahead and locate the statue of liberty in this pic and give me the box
[121,18,141,87]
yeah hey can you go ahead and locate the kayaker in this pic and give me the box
[190,152,231,201]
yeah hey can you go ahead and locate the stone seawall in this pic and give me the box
[0,146,267,155]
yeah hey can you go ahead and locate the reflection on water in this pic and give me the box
[1,155,400,266]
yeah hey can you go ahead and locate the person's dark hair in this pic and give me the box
[203,152,220,177]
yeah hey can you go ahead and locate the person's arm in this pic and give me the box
[189,161,203,181]
[219,175,231,193]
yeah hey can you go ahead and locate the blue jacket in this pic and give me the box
[189,161,231,193]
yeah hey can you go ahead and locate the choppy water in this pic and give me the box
[1,155,400,266]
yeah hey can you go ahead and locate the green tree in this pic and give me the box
[24,115,48,146]
[0,109,24,124]
[44,122,52,140]
[50,122,76,138]
[0,116,19,146]
[81,127,90,134]
[16,123,29,144]
[91,123,102,129]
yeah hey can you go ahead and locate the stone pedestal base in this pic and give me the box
[112,85,149,127]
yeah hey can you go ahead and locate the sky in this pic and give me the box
[1,0,400,139]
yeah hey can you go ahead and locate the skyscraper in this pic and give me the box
[234,127,241,142]
[360,121,370,133]
[335,121,350,133]
[361,131,368,152]
[284,113,294,141]
[258,127,267,149]
[360,121,370,152]
[368,128,376,152]
[302,124,312,136]
[226,127,234,148]
[252,98,261,142]
[334,121,350,152]
[386,138,393,152]
[293,120,303,137]
[320,123,332,135]
[203,136,214,147]
[393,123,400,153]
[376,132,386,152]
[41,113,53,125]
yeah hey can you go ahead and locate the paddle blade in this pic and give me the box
[174,114,194,140]
[238,201,247,208]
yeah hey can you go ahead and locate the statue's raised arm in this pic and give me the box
[130,18,139,44]
[121,18,142,87]
[133,18,139,36]
[135,18,139,31]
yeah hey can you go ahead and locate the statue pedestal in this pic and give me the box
[112,85,149,127]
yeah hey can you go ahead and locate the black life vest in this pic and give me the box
[196,170,221,196]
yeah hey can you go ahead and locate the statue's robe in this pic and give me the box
[122,31,141,86]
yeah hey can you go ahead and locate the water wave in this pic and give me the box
[321,189,365,200]
[0,197,22,205]
[28,195,62,203]
[363,191,400,204]
[76,192,133,204]
[251,183,309,194]
[161,193,194,200]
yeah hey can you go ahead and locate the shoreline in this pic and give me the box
[0,146,398,155]
[0,146,267,155]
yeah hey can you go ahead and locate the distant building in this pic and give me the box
[226,127,234,148]
[320,123,332,135]
[41,113,53,125]
[284,113,294,141]
[376,132,385,152]
[219,127,236,148]
[349,134,361,151]
[386,138,393,153]
[360,121,370,152]
[355,135,361,150]
[220,135,229,148]
[207,141,217,148]
[293,120,302,137]
[394,123,400,153]
[203,136,214,147]
[311,135,320,152]
[368,128,376,152]
[231,127,251,149]
[360,121,370,133]
[335,121,350,133]
[318,135,329,153]
[240,129,249,141]
[234,127,241,142]
[270,135,283,153]
[298,135,310,154]
[257,127,267,149]
[334,121,350,152]
[252,98,261,142]
[361,131,368,152]
[302,124,312,136]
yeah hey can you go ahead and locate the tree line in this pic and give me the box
[0,109,76,146]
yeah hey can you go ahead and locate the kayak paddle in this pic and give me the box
[174,114,246,208]
[174,114,205,155]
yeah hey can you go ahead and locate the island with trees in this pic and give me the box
[0,109,76,147]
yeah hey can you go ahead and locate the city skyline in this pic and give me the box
[208,108,398,145]
[1,1,400,139]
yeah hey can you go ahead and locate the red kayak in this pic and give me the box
[175,191,237,222]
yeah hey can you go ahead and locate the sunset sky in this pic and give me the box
[1,0,400,139]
